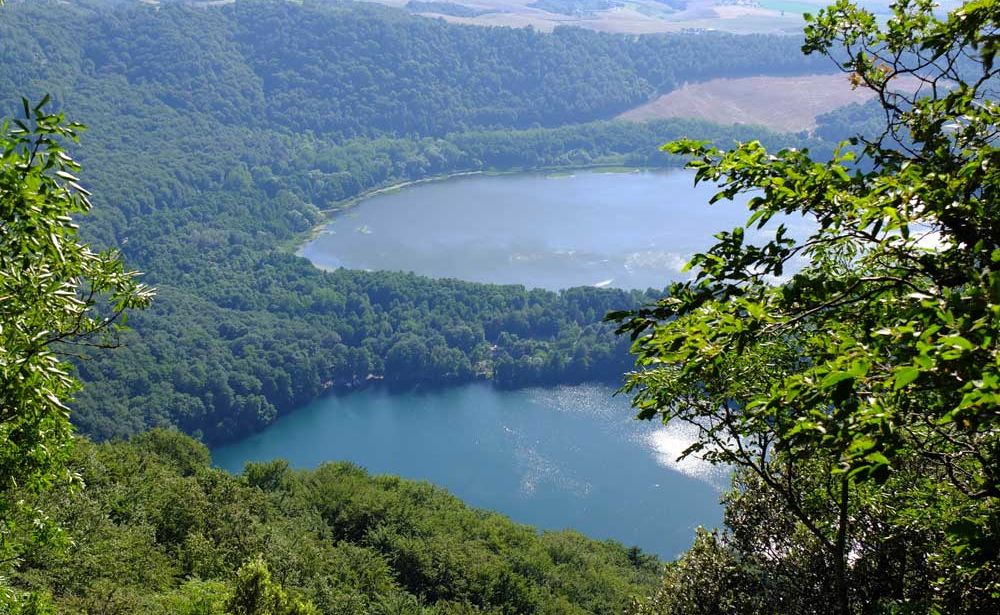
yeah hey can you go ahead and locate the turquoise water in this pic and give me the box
[213,384,727,559]
[300,170,765,291]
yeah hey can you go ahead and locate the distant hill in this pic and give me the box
[1,0,826,139]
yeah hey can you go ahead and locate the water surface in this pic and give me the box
[301,170,764,290]
[213,384,726,559]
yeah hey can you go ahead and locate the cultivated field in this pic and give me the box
[618,73,880,132]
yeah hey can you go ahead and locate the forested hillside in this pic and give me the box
[7,430,662,613]
[0,0,837,445]
[0,0,826,137]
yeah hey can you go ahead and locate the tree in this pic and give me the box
[611,1,1000,612]
[0,101,152,602]
[226,556,317,615]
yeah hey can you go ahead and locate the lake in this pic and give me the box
[220,170,759,559]
[213,383,727,559]
[300,170,762,291]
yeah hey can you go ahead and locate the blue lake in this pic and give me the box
[213,383,727,559]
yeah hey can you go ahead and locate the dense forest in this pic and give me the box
[0,0,838,445]
[6,429,662,613]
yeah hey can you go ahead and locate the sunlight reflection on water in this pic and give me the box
[528,385,730,489]
[642,425,731,489]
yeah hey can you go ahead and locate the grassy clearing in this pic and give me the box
[618,73,879,132]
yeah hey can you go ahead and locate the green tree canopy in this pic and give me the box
[613,0,1000,612]
[227,556,317,615]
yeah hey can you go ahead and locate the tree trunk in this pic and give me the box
[834,474,851,615]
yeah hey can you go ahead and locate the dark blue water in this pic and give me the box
[213,384,726,559]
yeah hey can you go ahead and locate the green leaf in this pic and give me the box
[893,366,920,390]
[939,335,975,352]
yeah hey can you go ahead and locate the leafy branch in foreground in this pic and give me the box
[613,1,1000,613]
[0,100,152,605]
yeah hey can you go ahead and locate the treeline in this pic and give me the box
[267,119,830,211]
[528,0,621,16]
[813,98,886,143]
[9,430,661,613]
[406,1,493,18]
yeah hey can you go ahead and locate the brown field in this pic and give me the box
[618,73,885,132]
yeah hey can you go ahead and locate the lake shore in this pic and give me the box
[293,167,745,291]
